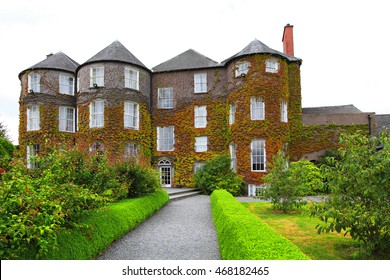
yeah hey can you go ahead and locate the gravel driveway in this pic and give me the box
[97,195,221,260]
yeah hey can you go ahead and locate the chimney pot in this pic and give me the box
[46,53,53,58]
[282,24,294,56]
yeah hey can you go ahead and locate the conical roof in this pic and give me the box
[153,49,219,72]
[221,39,301,65]
[19,52,79,77]
[82,40,147,69]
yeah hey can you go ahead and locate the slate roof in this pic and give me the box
[19,52,79,77]
[221,39,301,65]
[152,49,220,73]
[82,40,147,69]
[302,104,362,115]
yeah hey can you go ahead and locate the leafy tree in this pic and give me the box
[262,152,323,212]
[0,120,8,140]
[311,132,390,257]
[194,154,243,196]
[0,137,15,171]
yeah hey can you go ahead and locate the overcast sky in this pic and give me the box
[1,0,389,144]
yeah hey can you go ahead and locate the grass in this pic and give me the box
[242,202,362,260]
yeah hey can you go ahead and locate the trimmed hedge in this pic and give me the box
[35,189,169,259]
[210,190,309,260]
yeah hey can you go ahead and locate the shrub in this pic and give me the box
[210,190,309,260]
[194,154,243,196]
[0,137,15,171]
[311,132,390,257]
[114,160,160,198]
[262,152,323,212]
[34,189,169,259]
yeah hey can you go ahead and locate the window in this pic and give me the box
[250,97,265,120]
[281,100,288,123]
[195,136,208,152]
[229,142,237,171]
[28,73,40,92]
[90,66,104,87]
[158,88,174,109]
[27,105,40,131]
[89,141,104,155]
[194,73,207,93]
[59,74,74,95]
[194,162,204,173]
[235,62,250,77]
[124,102,139,129]
[194,105,207,128]
[248,184,265,197]
[27,144,40,169]
[125,67,139,90]
[90,100,104,128]
[265,58,279,73]
[251,140,266,172]
[125,142,138,159]
[59,107,75,132]
[157,126,174,151]
[229,103,236,125]
[77,77,80,93]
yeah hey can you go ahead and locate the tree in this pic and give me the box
[311,132,390,257]
[0,136,15,171]
[194,154,243,196]
[0,120,10,141]
[262,152,323,212]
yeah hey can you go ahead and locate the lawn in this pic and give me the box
[242,202,362,260]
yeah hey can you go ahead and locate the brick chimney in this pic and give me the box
[282,24,294,56]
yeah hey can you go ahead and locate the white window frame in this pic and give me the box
[157,126,175,151]
[124,101,139,130]
[250,97,265,120]
[28,73,40,93]
[27,144,40,169]
[194,73,207,93]
[195,136,208,152]
[265,58,279,73]
[125,142,138,159]
[229,103,236,125]
[194,105,207,128]
[59,74,75,95]
[251,139,266,172]
[27,105,40,131]
[158,88,174,109]
[125,67,139,90]
[248,184,265,197]
[89,100,104,128]
[235,62,250,77]
[229,142,237,171]
[281,100,288,123]
[59,106,75,132]
[194,162,204,173]
[90,66,104,87]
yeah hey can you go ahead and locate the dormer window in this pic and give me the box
[28,73,40,93]
[59,74,74,95]
[235,62,250,77]
[90,66,104,87]
[125,67,139,90]
[265,58,279,73]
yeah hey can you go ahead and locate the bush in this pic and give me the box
[27,189,169,259]
[210,190,309,260]
[114,160,160,198]
[194,154,243,196]
[0,137,15,171]
[262,152,323,212]
[310,132,390,257]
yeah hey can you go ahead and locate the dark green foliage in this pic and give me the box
[262,152,323,212]
[114,160,160,198]
[0,137,15,170]
[311,132,390,257]
[210,189,309,260]
[194,154,243,196]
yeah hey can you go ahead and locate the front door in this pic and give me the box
[160,166,172,187]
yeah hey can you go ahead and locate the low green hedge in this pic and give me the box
[210,190,309,260]
[38,189,169,259]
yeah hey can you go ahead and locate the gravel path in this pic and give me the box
[97,195,221,260]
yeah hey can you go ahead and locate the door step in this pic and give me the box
[165,188,203,201]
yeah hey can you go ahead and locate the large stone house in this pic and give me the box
[18,25,377,194]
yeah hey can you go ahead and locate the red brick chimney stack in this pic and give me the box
[282,24,294,56]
